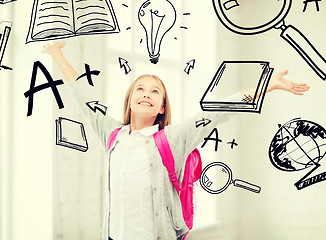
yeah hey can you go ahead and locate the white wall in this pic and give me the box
[235,1,326,239]
[1,1,54,240]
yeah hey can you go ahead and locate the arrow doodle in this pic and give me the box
[86,101,108,115]
[195,118,211,128]
[118,57,131,75]
[184,59,195,75]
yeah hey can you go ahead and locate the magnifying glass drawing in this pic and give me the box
[213,0,326,80]
[199,162,261,194]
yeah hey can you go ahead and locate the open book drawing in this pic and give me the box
[0,21,12,70]
[200,61,274,113]
[55,117,88,152]
[26,0,120,43]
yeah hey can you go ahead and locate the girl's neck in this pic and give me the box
[130,114,156,132]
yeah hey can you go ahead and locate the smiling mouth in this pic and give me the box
[139,101,152,107]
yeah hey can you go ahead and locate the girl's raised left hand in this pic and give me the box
[267,70,310,95]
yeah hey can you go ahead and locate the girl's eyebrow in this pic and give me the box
[153,86,161,91]
[135,84,162,91]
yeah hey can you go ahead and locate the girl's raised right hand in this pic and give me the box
[42,41,66,55]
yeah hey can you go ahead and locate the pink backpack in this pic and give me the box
[107,128,202,239]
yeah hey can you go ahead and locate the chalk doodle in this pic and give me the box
[222,0,239,10]
[195,118,211,128]
[201,128,222,152]
[212,0,326,80]
[242,94,253,103]
[269,118,326,190]
[138,0,176,64]
[118,57,131,75]
[55,117,88,152]
[180,12,190,31]
[0,21,12,70]
[227,139,238,149]
[26,0,120,43]
[184,59,195,75]
[86,101,107,116]
[75,63,100,86]
[201,128,239,151]
[200,61,273,113]
[303,0,321,12]
[0,0,16,4]
[24,61,64,117]
[200,162,261,194]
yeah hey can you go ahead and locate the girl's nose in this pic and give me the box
[143,95,150,98]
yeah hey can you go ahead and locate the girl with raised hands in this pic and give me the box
[43,41,309,240]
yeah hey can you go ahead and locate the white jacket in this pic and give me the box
[69,79,240,240]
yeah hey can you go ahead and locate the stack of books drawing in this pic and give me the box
[200,61,273,113]
[56,117,88,152]
[26,0,120,43]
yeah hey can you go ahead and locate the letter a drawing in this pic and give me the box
[24,61,64,116]
[201,128,222,152]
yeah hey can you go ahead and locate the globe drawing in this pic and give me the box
[269,118,326,172]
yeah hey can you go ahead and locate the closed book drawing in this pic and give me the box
[26,0,120,43]
[56,117,88,152]
[200,61,274,113]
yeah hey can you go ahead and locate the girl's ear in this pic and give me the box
[159,104,165,114]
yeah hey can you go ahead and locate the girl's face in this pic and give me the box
[130,76,165,119]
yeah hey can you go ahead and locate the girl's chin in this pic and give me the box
[132,105,155,113]
[132,109,157,116]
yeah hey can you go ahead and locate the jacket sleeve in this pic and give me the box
[67,80,123,150]
[164,92,242,175]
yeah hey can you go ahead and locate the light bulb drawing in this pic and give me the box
[138,0,176,64]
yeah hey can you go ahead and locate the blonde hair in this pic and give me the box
[123,74,171,130]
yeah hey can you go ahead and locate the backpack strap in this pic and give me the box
[107,128,122,152]
[153,129,182,192]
